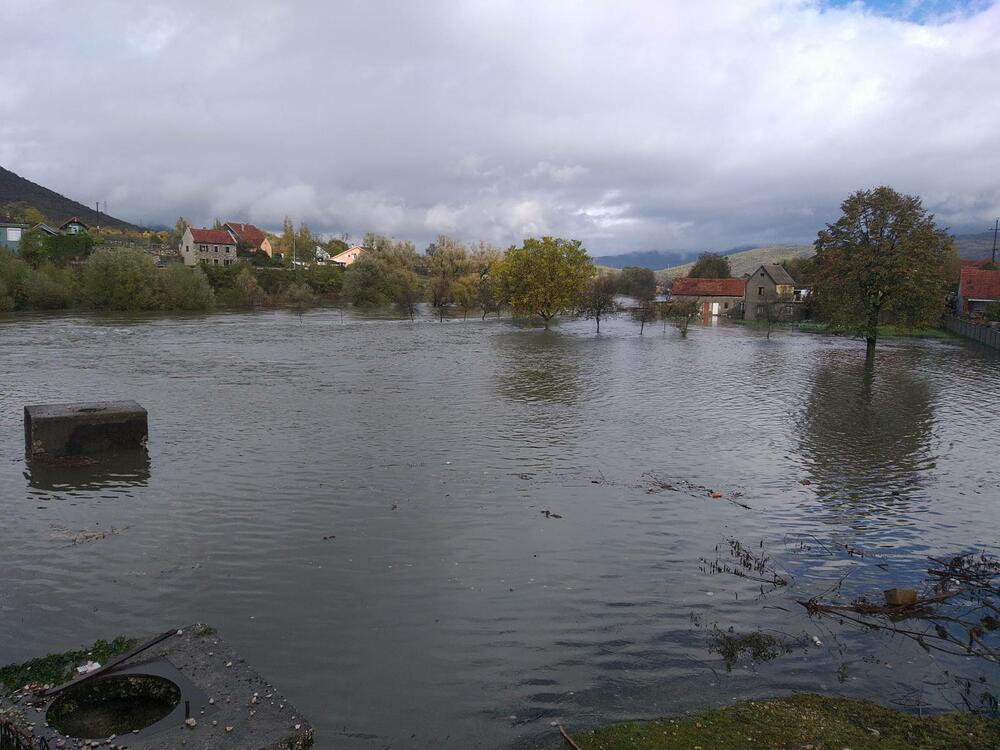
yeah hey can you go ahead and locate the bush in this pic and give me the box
[986,301,1000,322]
[158,265,215,311]
[0,250,32,309]
[81,248,159,310]
[27,264,76,309]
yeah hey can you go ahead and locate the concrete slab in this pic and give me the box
[0,625,313,750]
[24,401,148,459]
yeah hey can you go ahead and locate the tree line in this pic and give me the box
[2,187,966,355]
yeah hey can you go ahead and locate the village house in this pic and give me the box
[0,222,27,253]
[957,266,1000,317]
[670,277,746,317]
[179,227,238,267]
[224,222,274,257]
[331,245,365,267]
[59,217,90,234]
[744,264,800,321]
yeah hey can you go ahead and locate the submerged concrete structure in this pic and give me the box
[24,401,148,459]
[0,625,314,749]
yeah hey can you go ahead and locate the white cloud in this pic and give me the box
[1,0,998,252]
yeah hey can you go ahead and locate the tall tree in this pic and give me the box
[813,186,957,357]
[689,252,732,278]
[426,236,470,321]
[580,272,619,332]
[495,237,594,328]
[471,242,503,319]
[617,266,657,301]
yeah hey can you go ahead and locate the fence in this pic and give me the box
[944,316,1000,350]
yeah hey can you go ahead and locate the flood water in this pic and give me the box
[2,308,999,749]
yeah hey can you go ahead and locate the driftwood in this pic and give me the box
[557,723,583,750]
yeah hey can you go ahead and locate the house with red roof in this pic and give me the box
[179,227,238,267]
[224,222,274,258]
[670,277,746,317]
[957,266,1000,317]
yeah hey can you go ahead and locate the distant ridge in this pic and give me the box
[593,249,694,269]
[0,166,140,230]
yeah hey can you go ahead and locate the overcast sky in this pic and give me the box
[2,0,998,256]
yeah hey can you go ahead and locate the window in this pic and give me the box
[214,245,219,253]
[6,227,22,242]
[724,302,729,309]
[199,244,207,252]
[758,287,764,295]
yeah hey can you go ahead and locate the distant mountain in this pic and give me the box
[593,249,695,269]
[953,232,998,261]
[660,244,814,277]
[0,166,140,230]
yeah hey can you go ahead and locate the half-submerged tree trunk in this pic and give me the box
[866,305,880,358]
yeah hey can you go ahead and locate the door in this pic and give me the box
[711,302,720,316]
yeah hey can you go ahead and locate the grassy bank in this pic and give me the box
[766,320,959,341]
[566,694,1000,749]
[0,636,135,694]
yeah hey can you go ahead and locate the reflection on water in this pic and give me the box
[797,350,934,523]
[26,449,151,492]
[1,311,998,750]
[493,330,587,405]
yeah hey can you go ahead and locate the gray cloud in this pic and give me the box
[2,0,999,257]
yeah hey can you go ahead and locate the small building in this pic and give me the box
[315,247,332,263]
[224,222,274,257]
[179,227,238,267]
[331,245,365,267]
[957,266,1000,317]
[32,222,61,237]
[744,264,799,321]
[670,277,746,317]
[0,222,27,253]
[59,217,90,235]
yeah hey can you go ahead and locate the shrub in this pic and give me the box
[0,250,33,309]
[26,264,76,309]
[985,300,1000,322]
[158,265,215,311]
[81,248,159,310]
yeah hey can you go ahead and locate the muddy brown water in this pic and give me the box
[2,308,999,748]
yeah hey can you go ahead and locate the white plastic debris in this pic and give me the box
[76,661,101,675]
[811,635,823,646]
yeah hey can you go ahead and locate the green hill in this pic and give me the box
[660,244,814,278]
[0,166,139,230]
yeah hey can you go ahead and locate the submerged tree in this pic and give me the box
[580,272,620,332]
[666,298,700,338]
[496,237,594,328]
[813,186,957,357]
[631,297,658,334]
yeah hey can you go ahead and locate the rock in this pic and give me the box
[710,491,723,498]
[884,588,918,606]
[185,718,197,728]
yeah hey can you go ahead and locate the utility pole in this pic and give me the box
[990,218,999,265]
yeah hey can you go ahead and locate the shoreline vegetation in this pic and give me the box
[563,694,1000,749]
[3,638,997,750]
[2,187,983,350]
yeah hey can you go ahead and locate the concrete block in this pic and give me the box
[24,401,148,458]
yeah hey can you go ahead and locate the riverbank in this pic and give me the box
[565,694,1000,749]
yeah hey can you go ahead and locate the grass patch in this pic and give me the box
[0,636,136,694]
[569,694,1000,749]
[782,321,958,340]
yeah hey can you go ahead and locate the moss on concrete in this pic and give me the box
[569,694,1000,749]
[0,635,136,694]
